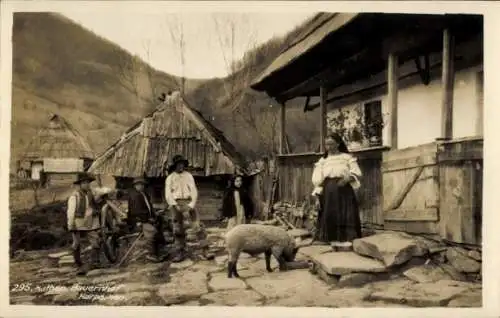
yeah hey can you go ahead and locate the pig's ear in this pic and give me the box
[293,246,299,255]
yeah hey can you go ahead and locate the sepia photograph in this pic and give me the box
[2,1,494,314]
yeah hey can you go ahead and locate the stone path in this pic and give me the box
[9,228,482,307]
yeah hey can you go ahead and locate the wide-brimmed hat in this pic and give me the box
[168,154,189,171]
[132,177,147,186]
[74,173,96,185]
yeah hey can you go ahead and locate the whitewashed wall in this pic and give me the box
[327,66,483,150]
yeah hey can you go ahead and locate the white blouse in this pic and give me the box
[311,153,362,196]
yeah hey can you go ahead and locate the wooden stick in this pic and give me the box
[115,231,143,268]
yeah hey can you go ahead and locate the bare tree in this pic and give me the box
[211,13,258,104]
[164,14,187,95]
[114,42,159,114]
[115,52,143,105]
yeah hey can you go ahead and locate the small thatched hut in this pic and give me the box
[88,92,249,221]
[19,114,95,186]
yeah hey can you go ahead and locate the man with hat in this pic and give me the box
[127,176,167,262]
[66,172,101,275]
[164,154,199,262]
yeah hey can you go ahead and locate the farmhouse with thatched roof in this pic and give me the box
[18,113,95,186]
[88,92,249,221]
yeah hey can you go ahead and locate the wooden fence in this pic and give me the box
[275,147,386,230]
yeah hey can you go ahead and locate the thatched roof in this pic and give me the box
[251,13,483,100]
[251,13,359,91]
[88,93,249,178]
[21,114,94,161]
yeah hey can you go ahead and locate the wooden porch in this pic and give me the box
[254,13,483,246]
[275,137,482,245]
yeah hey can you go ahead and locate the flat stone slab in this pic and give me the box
[338,273,380,288]
[467,250,481,262]
[38,267,75,275]
[91,272,131,284]
[312,252,387,275]
[48,251,71,259]
[114,282,158,294]
[214,255,228,267]
[448,288,482,307]
[40,277,69,285]
[99,291,152,306]
[179,300,201,306]
[208,273,247,291]
[237,261,277,278]
[315,265,339,285]
[170,259,194,270]
[58,256,75,266]
[368,279,472,307]
[246,269,330,300]
[11,295,37,304]
[403,264,451,283]
[190,261,223,274]
[298,245,332,259]
[201,290,263,306]
[353,232,421,267]
[86,268,122,277]
[52,290,80,304]
[446,247,481,273]
[157,271,208,305]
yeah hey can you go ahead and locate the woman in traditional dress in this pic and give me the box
[221,175,254,231]
[311,133,363,247]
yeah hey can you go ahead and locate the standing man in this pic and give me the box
[164,155,199,263]
[67,173,101,275]
[127,177,166,262]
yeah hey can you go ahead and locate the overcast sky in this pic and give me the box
[58,10,311,79]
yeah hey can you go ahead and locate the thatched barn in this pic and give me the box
[18,113,95,187]
[88,92,249,221]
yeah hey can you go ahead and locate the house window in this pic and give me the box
[363,100,383,145]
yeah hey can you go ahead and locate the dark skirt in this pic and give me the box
[316,177,362,243]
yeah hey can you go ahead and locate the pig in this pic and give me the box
[224,224,299,278]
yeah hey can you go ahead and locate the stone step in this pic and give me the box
[311,251,388,276]
[353,232,426,267]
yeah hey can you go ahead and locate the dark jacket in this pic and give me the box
[221,188,254,220]
[127,189,154,224]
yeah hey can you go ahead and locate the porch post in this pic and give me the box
[388,53,399,149]
[320,84,327,153]
[279,101,286,155]
[441,28,455,140]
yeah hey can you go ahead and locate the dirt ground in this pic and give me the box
[9,227,481,308]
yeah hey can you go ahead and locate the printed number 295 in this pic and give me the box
[11,283,32,292]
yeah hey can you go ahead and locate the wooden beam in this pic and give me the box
[278,45,382,101]
[388,53,399,149]
[279,101,286,155]
[319,84,327,153]
[277,31,439,102]
[385,208,439,222]
[441,28,455,140]
[305,35,483,111]
[386,165,424,211]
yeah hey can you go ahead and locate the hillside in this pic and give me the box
[11,12,205,171]
[10,12,320,173]
[184,16,321,159]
